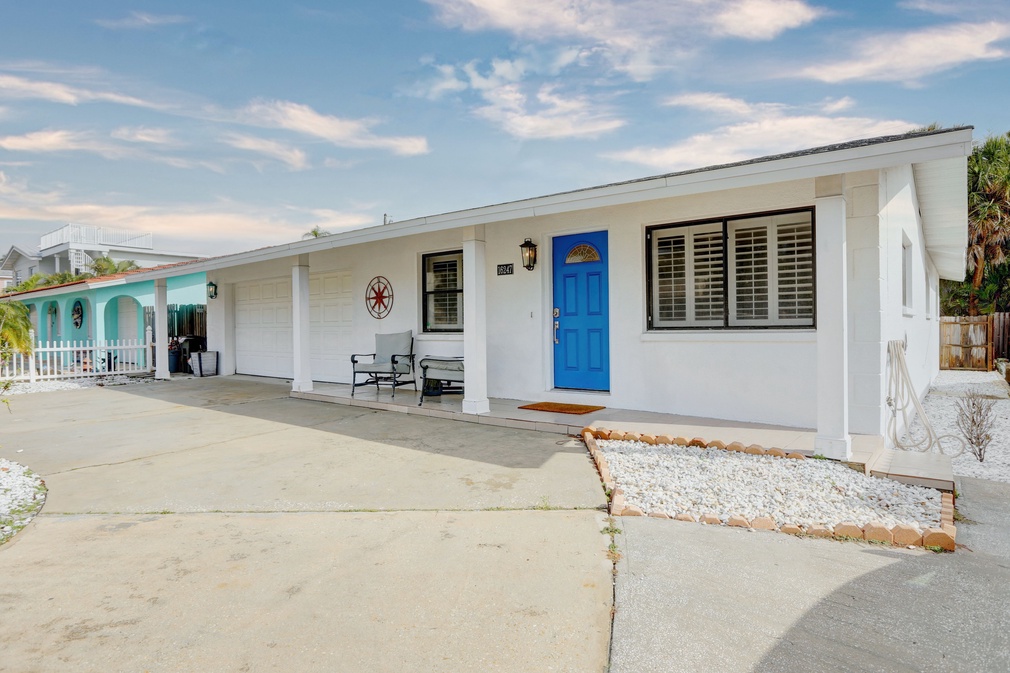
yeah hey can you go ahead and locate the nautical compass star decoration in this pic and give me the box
[365,276,393,319]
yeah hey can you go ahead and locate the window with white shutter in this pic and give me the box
[651,223,723,327]
[422,250,463,332]
[647,208,814,329]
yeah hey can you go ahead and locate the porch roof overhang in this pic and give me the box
[912,157,969,280]
[126,127,974,281]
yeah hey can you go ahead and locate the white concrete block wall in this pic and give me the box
[845,170,886,435]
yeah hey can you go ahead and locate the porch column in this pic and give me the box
[292,254,313,392]
[154,278,170,380]
[462,226,489,414]
[206,279,237,376]
[814,178,851,460]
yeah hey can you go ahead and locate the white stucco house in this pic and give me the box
[130,127,971,461]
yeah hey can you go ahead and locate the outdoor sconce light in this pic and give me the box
[206,281,218,300]
[520,238,538,271]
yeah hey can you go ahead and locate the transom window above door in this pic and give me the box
[646,208,815,329]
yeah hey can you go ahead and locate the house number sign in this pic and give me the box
[365,276,393,319]
[496,264,514,276]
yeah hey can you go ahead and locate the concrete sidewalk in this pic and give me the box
[0,378,612,673]
[609,476,1010,673]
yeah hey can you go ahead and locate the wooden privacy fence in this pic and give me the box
[0,328,153,382]
[940,316,993,371]
[993,312,1010,360]
[144,303,207,338]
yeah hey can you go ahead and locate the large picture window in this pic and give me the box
[422,250,463,332]
[647,209,815,329]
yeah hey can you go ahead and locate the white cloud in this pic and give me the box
[820,96,855,114]
[95,12,192,30]
[425,0,823,80]
[709,0,824,40]
[0,171,373,252]
[473,83,624,139]
[240,100,429,156]
[0,73,160,108]
[800,21,1010,83]
[607,93,913,171]
[110,127,176,145]
[0,129,122,157]
[221,133,309,170]
[415,64,469,100]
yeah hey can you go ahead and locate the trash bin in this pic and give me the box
[189,351,218,377]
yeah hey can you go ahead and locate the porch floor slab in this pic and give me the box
[293,381,954,492]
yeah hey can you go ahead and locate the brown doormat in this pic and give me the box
[518,402,606,415]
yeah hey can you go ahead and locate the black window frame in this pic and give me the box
[645,207,817,331]
[422,250,464,333]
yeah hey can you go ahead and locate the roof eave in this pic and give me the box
[128,128,975,281]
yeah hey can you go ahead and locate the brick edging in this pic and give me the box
[581,427,956,551]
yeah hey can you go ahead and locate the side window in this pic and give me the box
[422,251,463,332]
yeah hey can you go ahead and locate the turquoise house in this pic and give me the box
[8,272,207,346]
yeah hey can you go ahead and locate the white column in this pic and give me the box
[291,254,313,392]
[207,279,237,376]
[154,278,170,380]
[462,226,489,414]
[815,184,851,460]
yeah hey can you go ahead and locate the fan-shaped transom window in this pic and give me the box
[565,243,601,264]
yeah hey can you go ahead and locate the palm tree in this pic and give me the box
[967,133,1010,315]
[303,226,331,239]
[0,300,32,355]
[89,255,139,277]
[40,271,90,287]
[2,273,46,295]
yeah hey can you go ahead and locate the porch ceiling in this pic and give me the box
[913,156,969,281]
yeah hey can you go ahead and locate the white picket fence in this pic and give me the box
[1,328,153,383]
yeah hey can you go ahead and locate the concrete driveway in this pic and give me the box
[0,377,612,673]
[610,475,1010,673]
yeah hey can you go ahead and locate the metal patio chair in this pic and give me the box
[350,330,416,398]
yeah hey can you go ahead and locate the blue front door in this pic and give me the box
[553,231,610,391]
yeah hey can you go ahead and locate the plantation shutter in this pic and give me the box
[728,212,813,327]
[652,223,723,327]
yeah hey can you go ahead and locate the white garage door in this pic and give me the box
[235,272,354,381]
[309,271,354,383]
[235,278,294,378]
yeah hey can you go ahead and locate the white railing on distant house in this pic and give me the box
[39,224,154,251]
[0,328,153,383]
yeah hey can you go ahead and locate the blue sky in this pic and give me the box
[1,1,1008,256]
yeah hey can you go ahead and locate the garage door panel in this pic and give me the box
[235,272,353,382]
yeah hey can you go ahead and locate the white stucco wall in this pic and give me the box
[880,165,941,434]
[208,180,824,429]
[846,166,941,437]
[199,166,950,436]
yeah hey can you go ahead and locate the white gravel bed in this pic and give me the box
[600,440,942,531]
[911,370,1010,484]
[0,458,47,545]
[4,374,151,396]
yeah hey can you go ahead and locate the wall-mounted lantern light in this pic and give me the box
[207,281,218,300]
[520,238,538,271]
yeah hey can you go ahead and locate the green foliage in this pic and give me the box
[89,255,139,277]
[966,132,1010,315]
[302,225,331,239]
[941,262,1010,315]
[40,271,91,286]
[3,273,47,294]
[0,300,32,354]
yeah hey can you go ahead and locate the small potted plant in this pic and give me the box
[168,337,181,373]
